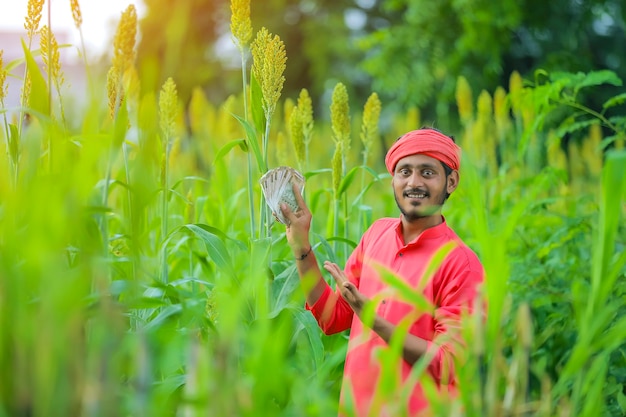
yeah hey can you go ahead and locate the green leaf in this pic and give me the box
[21,39,50,116]
[608,116,626,128]
[337,165,360,196]
[153,374,186,397]
[213,138,247,165]
[304,168,333,179]
[350,170,391,209]
[288,306,325,371]
[420,241,458,292]
[250,72,266,136]
[374,265,433,313]
[555,118,599,139]
[269,264,300,318]
[167,277,213,288]
[618,386,626,414]
[602,93,626,110]
[232,113,265,173]
[250,237,272,317]
[184,224,236,279]
[8,123,19,163]
[590,150,626,309]
[143,304,183,332]
[574,70,622,93]
[325,236,358,250]
[127,296,170,309]
[591,313,626,353]
[170,176,210,187]
[95,178,130,194]
[338,165,380,198]
[113,96,129,147]
[599,135,620,150]
[579,354,609,416]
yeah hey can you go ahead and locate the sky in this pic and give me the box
[0,0,146,57]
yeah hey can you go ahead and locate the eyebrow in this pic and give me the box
[396,162,439,170]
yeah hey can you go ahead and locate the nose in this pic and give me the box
[407,171,423,188]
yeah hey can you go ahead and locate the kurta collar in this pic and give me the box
[394,215,448,246]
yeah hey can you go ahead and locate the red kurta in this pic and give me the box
[307,216,484,416]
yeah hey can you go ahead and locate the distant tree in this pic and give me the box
[359,0,626,124]
[136,0,625,127]
[137,0,362,112]
[136,0,224,103]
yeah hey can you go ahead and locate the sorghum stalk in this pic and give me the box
[0,50,12,184]
[359,92,381,228]
[159,77,179,283]
[251,27,286,239]
[584,124,603,177]
[330,83,351,255]
[360,92,381,175]
[455,76,473,126]
[230,0,256,239]
[102,5,137,262]
[508,70,525,159]
[18,0,44,151]
[331,144,343,255]
[289,106,305,171]
[297,88,314,172]
[477,90,496,177]
[24,0,45,42]
[251,27,286,167]
[275,131,289,166]
[69,0,93,95]
[455,76,475,169]
[40,25,66,130]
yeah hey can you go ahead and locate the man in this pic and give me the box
[280,128,484,416]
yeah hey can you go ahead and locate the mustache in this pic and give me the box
[403,188,429,196]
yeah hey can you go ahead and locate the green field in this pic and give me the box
[1,1,626,416]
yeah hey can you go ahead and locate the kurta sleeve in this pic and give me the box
[305,235,366,335]
[426,256,484,384]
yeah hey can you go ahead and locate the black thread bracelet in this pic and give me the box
[295,246,313,261]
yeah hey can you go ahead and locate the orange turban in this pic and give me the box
[385,129,461,175]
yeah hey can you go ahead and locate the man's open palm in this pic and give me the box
[323,261,369,316]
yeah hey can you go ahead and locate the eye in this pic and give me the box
[422,169,434,177]
[398,168,410,176]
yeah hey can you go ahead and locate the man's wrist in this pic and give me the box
[295,246,313,261]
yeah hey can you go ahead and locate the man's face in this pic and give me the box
[392,154,458,222]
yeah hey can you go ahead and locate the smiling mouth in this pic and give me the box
[404,191,428,199]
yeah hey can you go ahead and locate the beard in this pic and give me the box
[394,186,448,222]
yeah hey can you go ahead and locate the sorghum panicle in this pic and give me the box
[21,73,32,109]
[546,132,567,171]
[297,88,314,143]
[509,71,523,118]
[251,27,286,118]
[159,77,179,142]
[230,0,252,50]
[360,92,381,158]
[70,0,83,29]
[275,131,289,165]
[106,67,122,120]
[493,86,509,138]
[24,0,45,39]
[455,76,473,124]
[289,107,305,168]
[583,124,603,177]
[330,82,350,149]
[0,51,7,104]
[40,26,64,86]
[112,5,137,75]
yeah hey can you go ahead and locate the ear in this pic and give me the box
[447,170,459,194]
